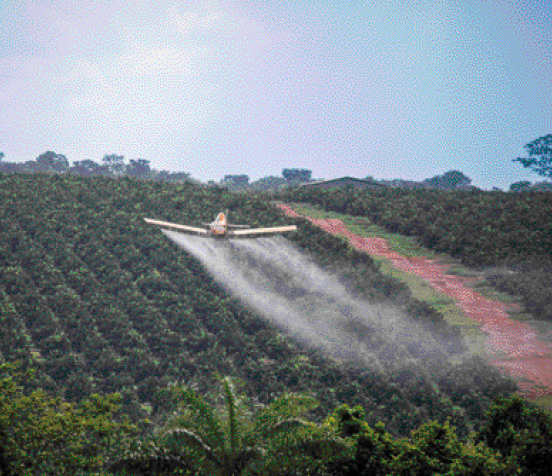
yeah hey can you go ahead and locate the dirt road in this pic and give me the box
[278,203,552,399]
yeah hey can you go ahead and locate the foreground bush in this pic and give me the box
[323,403,533,475]
[2,362,550,475]
[0,361,141,475]
[475,395,552,475]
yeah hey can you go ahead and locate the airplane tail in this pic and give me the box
[202,210,251,228]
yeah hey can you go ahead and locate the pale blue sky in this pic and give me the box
[1,0,551,189]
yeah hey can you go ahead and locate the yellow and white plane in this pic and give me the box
[144,211,297,238]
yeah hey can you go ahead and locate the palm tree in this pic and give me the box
[109,376,350,475]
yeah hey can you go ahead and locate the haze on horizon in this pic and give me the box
[1,0,551,190]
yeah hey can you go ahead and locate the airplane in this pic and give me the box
[144,210,297,238]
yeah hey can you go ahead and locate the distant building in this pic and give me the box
[299,176,385,190]
[379,179,479,191]
[380,179,425,189]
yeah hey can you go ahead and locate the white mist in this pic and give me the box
[163,231,467,378]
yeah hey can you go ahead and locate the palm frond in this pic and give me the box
[172,385,227,452]
[110,378,348,476]
[265,420,353,468]
[262,418,315,439]
[254,394,318,437]
[269,393,319,418]
[161,428,222,468]
[108,444,193,475]
[220,376,240,456]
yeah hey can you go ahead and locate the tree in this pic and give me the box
[36,151,70,173]
[221,175,251,191]
[102,154,125,176]
[475,395,552,475]
[250,176,287,191]
[325,405,400,475]
[532,181,552,191]
[168,171,192,182]
[69,159,109,177]
[0,151,4,161]
[398,420,463,474]
[155,170,192,182]
[222,175,250,185]
[513,134,552,178]
[126,158,152,179]
[423,170,472,190]
[282,169,312,182]
[509,181,531,193]
[324,404,521,476]
[110,376,349,475]
[0,361,141,475]
[21,160,43,173]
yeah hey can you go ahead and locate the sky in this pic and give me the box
[1,0,551,190]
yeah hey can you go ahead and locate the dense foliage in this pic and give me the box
[513,134,552,179]
[1,364,548,474]
[281,186,552,323]
[111,376,350,475]
[324,402,529,475]
[0,172,548,473]
[0,361,141,475]
[0,173,520,441]
[0,151,191,182]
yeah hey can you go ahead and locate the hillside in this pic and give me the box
[282,186,552,325]
[0,172,518,438]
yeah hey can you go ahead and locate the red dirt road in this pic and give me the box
[278,204,552,399]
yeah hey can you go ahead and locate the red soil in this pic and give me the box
[278,204,552,399]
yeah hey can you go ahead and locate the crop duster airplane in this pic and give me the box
[144,211,297,238]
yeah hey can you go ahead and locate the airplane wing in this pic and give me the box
[227,224,251,229]
[143,218,209,235]
[229,225,297,237]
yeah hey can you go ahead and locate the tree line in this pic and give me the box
[1,362,550,475]
[0,151,191,182]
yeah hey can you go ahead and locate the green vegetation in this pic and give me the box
[475,395,552,475]
[0,171,518,440]
[1,171,548,473]
[1,362,550,474]
[513,134,552,179]
[0,361,141,475]
[282,185,552,324]
[111,376,349,475]
[324,404,524,475]
[0,151,190,182]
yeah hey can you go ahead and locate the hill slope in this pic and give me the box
[0,173,517,437]
[282,186,552,323]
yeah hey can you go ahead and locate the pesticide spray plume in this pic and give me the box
[163,230,470,383]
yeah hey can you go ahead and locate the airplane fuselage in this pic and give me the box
[209,212,228,236]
